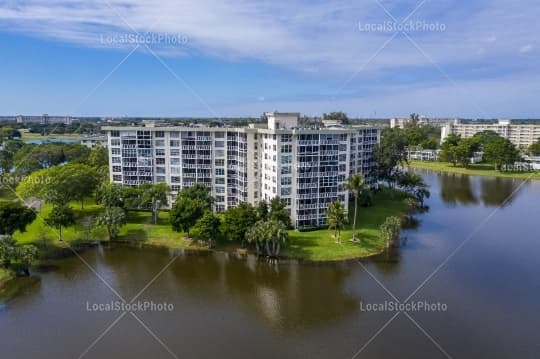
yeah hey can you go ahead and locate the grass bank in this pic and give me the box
[408,161,540,181]
[20,132,81,141]
[12,191,409,262]
[0,268,14,286]
[284,189,408,261]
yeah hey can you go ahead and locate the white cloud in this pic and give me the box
[519,44,534,54]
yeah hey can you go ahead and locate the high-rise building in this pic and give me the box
[103,112,380,228]
[441,119,540,148]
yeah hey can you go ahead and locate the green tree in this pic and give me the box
[484,138,521,171]
[223,202,258,242]
[269,197,291,227]
[193,211,221,248]
[96,206,126,240]
[256,200,269,221]
[327,201,346,243]
[170,197,206,237]
[178,183,213,210]
[14,245,39,276]
[322,111,349,124]
[380,216,402,248]
[374,128,408,188]
[96,183,125,208]
[0,236,17,268]
[140,183,169,224]
[245,220,288,258]
[0,201,36,235]
[344,174,366,242]
[58,163,98,209]
[45,205,76,241]
[529,139,540,156]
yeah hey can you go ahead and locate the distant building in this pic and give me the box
[16,114,76,125]
[406,149,440,161]
[80,134,108,148]
[103,112,380,229]
[441,119,540,148]
[390,116,456,129]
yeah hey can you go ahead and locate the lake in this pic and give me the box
[1,171,539,358]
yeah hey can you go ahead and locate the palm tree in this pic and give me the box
[380,216,402,249]
[344,174,366,242]
[327,201,346,243]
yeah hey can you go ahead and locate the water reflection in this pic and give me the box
[438,173,523,207]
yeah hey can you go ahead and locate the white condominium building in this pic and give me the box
[390,116,456,129]
[441,119,540,148]
[103,112,380,229]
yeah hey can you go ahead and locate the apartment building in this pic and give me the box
[441,119,540,148]
[103,112,380,229]
[390,116,456,129]
[15,114,76,125]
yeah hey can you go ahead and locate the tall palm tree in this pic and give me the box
[344,174,366,242]
[327,200,346,243]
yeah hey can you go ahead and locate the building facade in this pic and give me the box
[390,116,456,129]
[103,113,380,229]
[441,119,540,148]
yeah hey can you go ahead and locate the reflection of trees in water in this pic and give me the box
[368,247,402,274]
[168,252,359,331]
[479,177,520,207]
[439,174,478,206]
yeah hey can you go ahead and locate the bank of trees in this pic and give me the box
[439,131,521,171]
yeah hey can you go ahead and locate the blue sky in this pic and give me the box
[0,0,538,118]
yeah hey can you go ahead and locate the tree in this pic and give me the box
[327,201,346,243]
[439,134,462,165]
[140,183,169,224]
[223,203,258,242]
[529,139,540,156]
[193,211,221,248]
[88,145,109,168]
[96,206,126,240]
[397,172,430,208]
[0,201,36,235]
[178,183,213,210]
[169,197,206,236]
[96,183,125,208]
[269,197,291,227]
[0,236,17,268]
[484,138,521,171]
[245,220,288,258]
[14,245,39,276]
[374,128,408,188]
[380,216,402,248]
[344,174,366,242]
[322,111,349,124]
[45,205,76,241]
[58,163,98,209]
[256,200,269,221]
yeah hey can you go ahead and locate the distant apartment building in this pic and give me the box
[80,134,108,148]
[103,112,380,229]
[390,116,456,129]
[15,114,76,125]
[441,119,540,148]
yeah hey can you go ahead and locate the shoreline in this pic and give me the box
[408,161,540,181]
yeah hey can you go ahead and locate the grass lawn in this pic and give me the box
[408,161,540,181]
[284,190,408,261]
[12,191,409,262]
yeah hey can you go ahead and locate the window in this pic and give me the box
[216,195,225,203]
[171,167,180,174]
[171,158,180,165]
[156,176,166,183]
[281,166,291,175]
[171,149,180,156]
[215,177,225,185]
[170,140,180,147]
[281,187,291,196]
[112,148,120,155]
[156,167,166,174]
[155,140,165,147]
[215,140,224,147]
[112,157,121,163]
[155,131,165,138]
[111,131,120,137]
[170,131,180,138]
[111,139,120,146]
[215,168,225,176]
[215,186,225,194]
[281,177,291,185]
[112,166,121,173]
[215,149,224,157]
[112,175,121,181]
[281,144,292,153]
[155,149,165,156]
[156,158,165,165]
[215,159,224,166]
[171,176,181,183]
